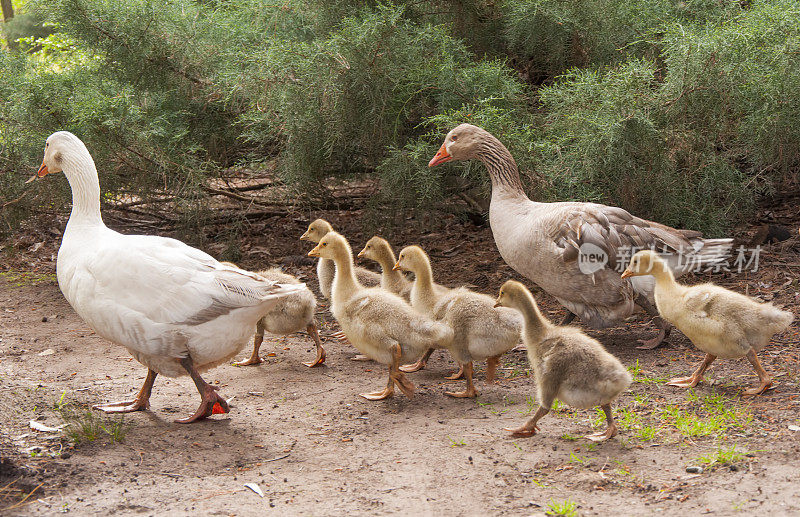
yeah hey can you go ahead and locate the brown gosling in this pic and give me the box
[222,265,324,368]
[495,280,631,441]
[621,250,794,395]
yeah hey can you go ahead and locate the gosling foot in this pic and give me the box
[585,423,618,442]
[399,358,427,373]
[302,347,326,368]
[504,425,538,438]
[666,375,701,388]
[444,365,465,380]
[392,373,416,399]
[359,386,394,401]
[445,386,478,398]
[742,380,774,397]
[233,356,262,367]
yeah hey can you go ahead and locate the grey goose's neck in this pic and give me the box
[476,136,527,197]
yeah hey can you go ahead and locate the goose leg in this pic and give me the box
[233,321,265,366]
[400,348,434,373]
[302,322,326,368]
[94,369,157,413]
[667,353,715,388]
[742,350,774,396]
[635,295,672,350]
[446,362,478,398]
[390,345,416,399]
[504,406,549,437]
[485,355,501,383]
[175,356,229,424]
[585,403,618,442]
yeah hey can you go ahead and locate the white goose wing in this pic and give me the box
[62,232,300,357]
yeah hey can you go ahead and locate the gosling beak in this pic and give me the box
[620,269,633,279]
[357,249,365,259]
[300,231,310,241]
[26,161,49,183]
[428,142,452,167]
[392,262,402,271]
[308,245,321,258]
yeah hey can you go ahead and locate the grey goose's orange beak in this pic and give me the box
[308,244,321,258]
[428,142,452,167]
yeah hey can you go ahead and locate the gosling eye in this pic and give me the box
[321,242,328,247]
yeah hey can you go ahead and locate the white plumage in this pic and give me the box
[38,131,303,423]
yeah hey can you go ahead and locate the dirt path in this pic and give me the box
[1,216,799,516]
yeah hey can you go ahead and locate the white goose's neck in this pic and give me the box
[63,151,104,228]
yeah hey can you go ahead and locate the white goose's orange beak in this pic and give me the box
[26,161,49,183]
[308,244,321,257]
[620,269,633,279]
[392,261,402,271]
[428,142,452,167]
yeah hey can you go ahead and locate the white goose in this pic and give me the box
[31,132,304,423]
[429,124,733,348]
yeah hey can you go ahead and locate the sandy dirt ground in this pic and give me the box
[1,207,799,516]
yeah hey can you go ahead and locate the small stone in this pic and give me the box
[686,466,704,474]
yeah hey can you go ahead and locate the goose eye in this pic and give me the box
[451,135,458,141]
[322,242,328,247]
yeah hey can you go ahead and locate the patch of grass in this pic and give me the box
[0,270,57,287]
[696,445,750,470]
[568,452,586,465]
[448,436,466,447]
[659,391,752,439]
[59,405,129,445]
[627,360,668,384]
[560,433,579,441]
[519,395,538,415]
[546,498,578,516]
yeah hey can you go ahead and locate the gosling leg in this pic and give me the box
[233,322,265,366]
[585,403,618,442]
[400,348,434,373]
[445,362,478,398]
[667,353,715,388]
[504,406,549,437]
[742,350,774,396]
[302,322,326,368]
